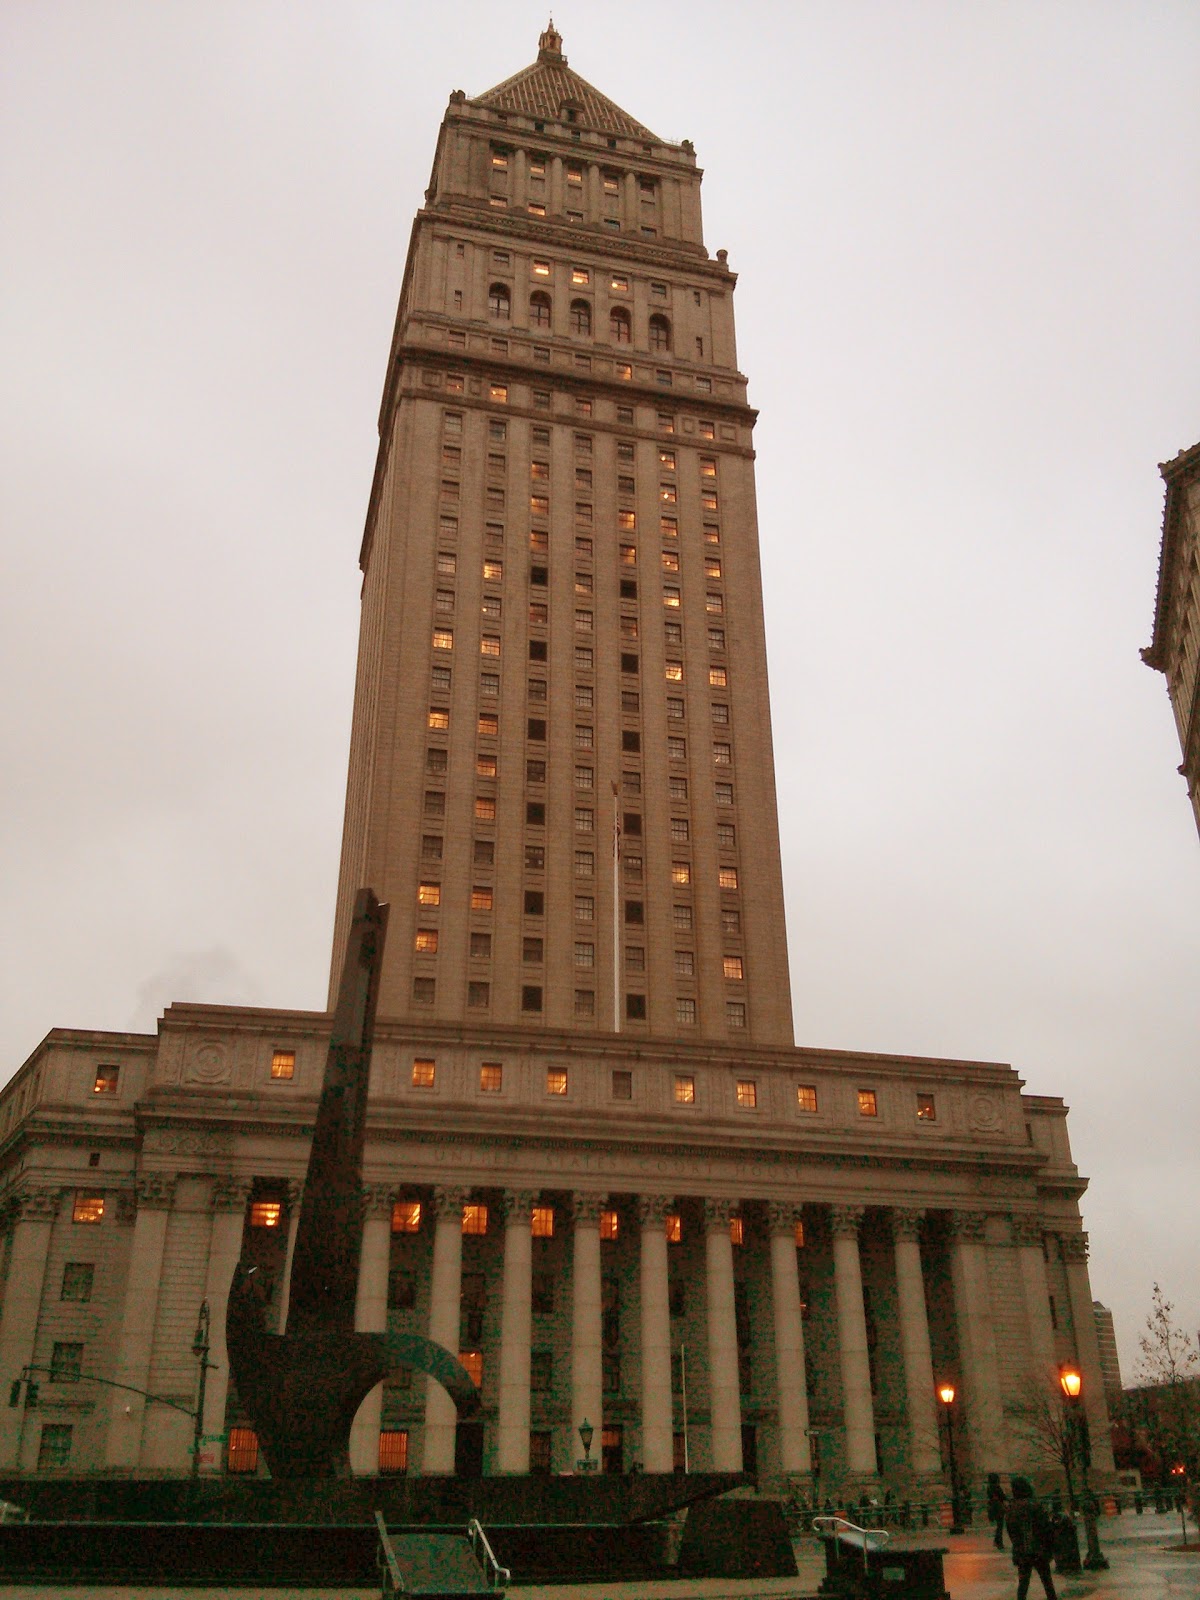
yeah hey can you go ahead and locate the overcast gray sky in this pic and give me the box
[3,1,1198,1379]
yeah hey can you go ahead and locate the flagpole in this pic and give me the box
[612,781,621,1033]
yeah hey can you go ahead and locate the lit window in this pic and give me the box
[480,1063,502,1093]
[714,743,732,765]
[250,1201,281,1228]
[414,929,439,955]
[661,515,678,539]
[481,635,500,657]
[660,483,677,504]
[735,1079,757,1108]
[418,881,441,906]
[93,1065,119,1094]
[475,796,496,821]
[674,1075,695,1104]
[671,861,691,885]
[428,707,449,731]
[718,867,738,890]
[600,1209,619,1242]
[531,1206,555,1238]
[379,1431,409,1475]
[462,1204,489,1236]
[676,997,697,1025]
[729,1216,745,1246]
[858,1090,878,1117]
[459,1350,483,1386]
[665,660,683,680]
[795,1219,806,1247]
[547,1068,568,1096]
[528,201,546,217]
[916,1093,937,1122]
[706,592,724,613]
[432,628,453,651]
[709,666,728,687]
[490,382,508,403]
[470,887,493,912]
[393,1200,422,1233]
[412,1058,436,1088]
[72,1194,105,1225]
[663,587,681,608]
[723,956,744,981]
[661,552,680,574]
[532,258,551,277]
[227,1427,259,1475]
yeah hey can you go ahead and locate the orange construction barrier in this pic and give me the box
[1102,1496,1118,1516]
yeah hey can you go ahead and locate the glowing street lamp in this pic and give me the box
[1059,1365,1107,1571]
[937,1383,964,1535]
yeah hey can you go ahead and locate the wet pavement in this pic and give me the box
[0,1509,1195,1600]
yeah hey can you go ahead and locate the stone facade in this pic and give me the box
[0,30,1114,1492]
[1144,439,1200,838]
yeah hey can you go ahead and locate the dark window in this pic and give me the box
[488,282,511,319]
[612,1069,632,1100]
[527,718,547,741]
[610,306,631,343]
[569,299,592,336]
[623,813,642,836]
[50,1342,83,1383]
[526,802,546,825]
[388,1269,416,1310]
[61,1262,94,1302]
[530,1431,552,1475]
[530,565,548,586]
[625,994,646,1020]
[532,1273,555,1314]
[522,985,544,1012]
[529,639,548,661]
[620,579,637,599]
[531,1351,553,1392]
[620,653,639,674]
[529,290,552,328]
[624,900,644,925]
[524,890,545,916]
[649,313,671,352]
[621,730,641,752]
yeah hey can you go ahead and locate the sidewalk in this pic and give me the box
[0,1511,1195,1600]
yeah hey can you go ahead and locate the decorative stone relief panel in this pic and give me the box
[183,1038,231,1087]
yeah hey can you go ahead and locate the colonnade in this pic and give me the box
[0,1177,1114,1482]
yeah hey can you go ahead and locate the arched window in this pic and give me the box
[530,291,552,329]
[488,282,511,320]
[569,299,592,337]
[610,306,631,344]
[649,313,671,353]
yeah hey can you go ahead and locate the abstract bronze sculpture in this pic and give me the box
[226,888,480,1477]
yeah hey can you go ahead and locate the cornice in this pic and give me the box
[420,201,720,275]
[1144,437,1200,668]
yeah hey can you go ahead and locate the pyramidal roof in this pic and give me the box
[473,23,660,142]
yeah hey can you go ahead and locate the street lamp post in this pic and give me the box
[1060,1366,1108,1571]
[577,1417,598,1474]
[937,1383,964,1535]
[190,1301,214,1480]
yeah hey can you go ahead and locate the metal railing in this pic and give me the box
[468,1517,511,1589]
[812,1514,889,1551]
[374,1510,405,1596]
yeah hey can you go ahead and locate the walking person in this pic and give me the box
[987,1473,1008,1549]
[1005,1477,1058,1600]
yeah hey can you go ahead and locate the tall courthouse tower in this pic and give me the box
[331,25,793,1044]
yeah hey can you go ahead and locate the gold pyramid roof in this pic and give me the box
[474,23,660,142]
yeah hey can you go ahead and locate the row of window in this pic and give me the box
[442,361,712,399]
[487,285,676,351]
[442,408,720,445]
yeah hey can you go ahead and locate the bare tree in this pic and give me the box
[1132,1283,1200,1481]
[1008,1378,1073,1484]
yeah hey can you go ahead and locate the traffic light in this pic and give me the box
[7,1380,20,1408]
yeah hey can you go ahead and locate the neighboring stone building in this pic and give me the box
[1143,440,1200,839]
[1093,1301,1123,1412]
[0,29,1115,1493]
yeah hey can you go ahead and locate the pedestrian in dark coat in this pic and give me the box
[1005,1476,1058,1600]
[987,1473,1008,1549]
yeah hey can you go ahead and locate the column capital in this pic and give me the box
[114,1189,138,1226]
[572,1191,607,1226]
[499,1189,538,1225]
[766,1200,804,1235]
[948,1209,987,1242]
[11,1185,61,1223]
[1058,1231,1089,1264]
[362,1183,397,1220]
[891,1207,925,1242]
[209,1176,254,1214]
[829,1204,865,1239]
[702,1197,735,1232]
[283,1178,305,1209]
[1009,1213,1044,1249]
[430,1186,468,1220]
[135,1174,177,1211]
[638,1195,674,1228]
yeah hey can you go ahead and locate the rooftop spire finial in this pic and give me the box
[538,18,564,63]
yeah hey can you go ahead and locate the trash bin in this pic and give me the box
[1052,1512,1081,1575]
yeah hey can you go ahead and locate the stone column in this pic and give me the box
[891,1208,941,1479]
[1011,1214,1058,1385]
[767,1202,811,1474]
[948,1211,1007,1474]
[275,1180,303,1334]
[348,1184,396,1476]
[199,1176,253,1470]
[831,1204,877,1476]
[105,1174,177,1469]
[703,1199,743,1473]
[571,1193,604,1466]
[638,1195,674,1473]
[496,1189,535,1474]
[1060,1232,1116,1473]
[422,1186,467,1474]
[0,1187,60,1470]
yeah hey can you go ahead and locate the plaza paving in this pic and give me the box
[0,1510,1195,1600]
